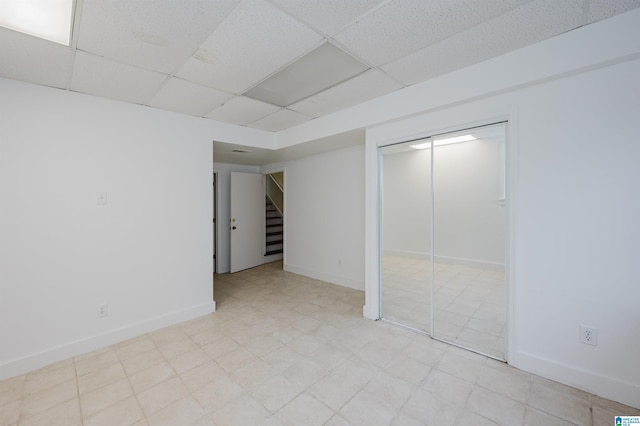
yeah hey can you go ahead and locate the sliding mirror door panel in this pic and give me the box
[432,124,506,359]
[380,140,432,332]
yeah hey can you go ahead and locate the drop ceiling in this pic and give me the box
[1,0,638,136]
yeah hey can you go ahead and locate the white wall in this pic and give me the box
[277,145,365,290]
[382,135,505,266]
[212,163,261,274]
[382,149,431,256]
[366,53,640,407]
[0,79,215,379]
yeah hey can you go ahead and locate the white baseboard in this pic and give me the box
[383,249,429,259]
[284,263,364,291]
[515,351,640,409]
[0,301,215,381]
[383,249,504,270]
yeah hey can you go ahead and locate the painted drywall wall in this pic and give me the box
[212,163,261,274]
[277,145,365,290]
[382,135,505,266]
[366,55,640,407]
[0,78,216,379]
[382,148,431,256]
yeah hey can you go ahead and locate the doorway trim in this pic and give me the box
[213,172,218,275]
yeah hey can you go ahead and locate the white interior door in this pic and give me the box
[230,172,265,273]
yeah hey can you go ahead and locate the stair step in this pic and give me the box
[266,239,283,246]
[266,231,282,236]
[265,249,283,256]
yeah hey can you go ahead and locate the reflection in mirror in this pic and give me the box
[432,124,506,359]
[379,123,506,360]
[380,139,432,332]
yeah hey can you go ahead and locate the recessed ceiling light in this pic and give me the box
[0,0,74,45]
[244,42,369,107]
[410,134,476,149]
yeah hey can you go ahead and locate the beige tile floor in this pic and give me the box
[1,261,638,425]
[381,254,506,359]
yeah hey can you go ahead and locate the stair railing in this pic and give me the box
[266,173,284,216]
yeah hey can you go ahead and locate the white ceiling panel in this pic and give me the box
[382,0,583,85]
[70,51,168,104]
[213,141,279,165]
[266,0,387,36]
[0,27,73,89]
[588,0,640,23]
[1,0,637,142]
[77,0,241,74]
[334,0,531,66]
[147,77,233,117]
[276,129,365,161]
[205,96,281,125]
[249,109,312,132]
[288,70,403,117]
[176,0,323,93]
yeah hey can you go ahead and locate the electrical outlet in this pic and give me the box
[97,303,108,318]
[579,325,597,346]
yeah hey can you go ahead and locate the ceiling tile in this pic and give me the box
[77,0,242,74]
[267,0,386,36]
[334,0,531,66]
[176,0,323,93]
[587,0,640,23]
[205,96,281,125]
[382,0,583,85]
[288,69,403,117]
[70,51,168,104]
[147,77,233,117]
[248,109,312,132]
[0,27,73,89]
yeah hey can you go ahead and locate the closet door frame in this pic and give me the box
[370,118,516,363]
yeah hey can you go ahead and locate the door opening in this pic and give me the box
[213,172,218,274]
[264,170,284,266]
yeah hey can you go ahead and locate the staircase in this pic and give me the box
[265,197,283,256]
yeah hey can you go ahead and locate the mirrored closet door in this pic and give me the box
[380,139,433,332]
[380,123,507,360]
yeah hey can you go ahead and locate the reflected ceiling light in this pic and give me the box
[409,141,431,150]
[410,134,476,150]
[0,0,74,46]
